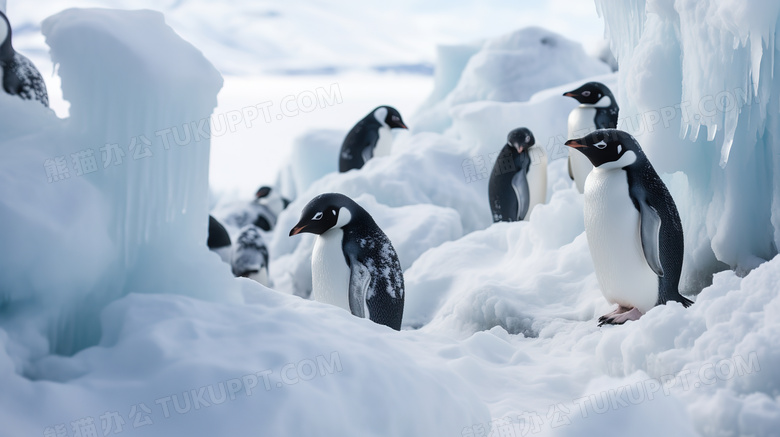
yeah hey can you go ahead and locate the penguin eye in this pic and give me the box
[311,212,323,221]
[582,91,591,97]
[331,209,337,216]
[525,135,530,142]
[594,140,608,149]
[392,116,400,122]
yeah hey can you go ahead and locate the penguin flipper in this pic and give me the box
[510,169,531,221]
[638,202,664,277]
[348,260,372,319]
[567,156,574,180]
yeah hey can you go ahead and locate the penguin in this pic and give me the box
[488,127,548,222]
[564,129,692,325]
[231,225,270,286]
[250,185,290,231]
[220,185,290,232]
[563,82,618,193]
[289,193,404,330]
[0,11,48,106]
[207,215,232,263]
[338,106,407,173]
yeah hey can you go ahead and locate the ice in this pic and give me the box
[0,8,239,359]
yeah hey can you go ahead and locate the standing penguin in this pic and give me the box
[565,129,692,325]
[488,127,547,222]
[338,106,407,172]
[231,225,270,286]
[0,12,48,106]
[289,193,404,330]
[563,82,618,193]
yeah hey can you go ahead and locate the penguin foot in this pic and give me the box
[598,307,642,326]
[598,305,631,323]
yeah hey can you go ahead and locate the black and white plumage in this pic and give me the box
[0,12,48,107]
[207,215,232,263]
[221,186,290,232]
[563,82,618,193]
[565,129,692,325]
[488,128,547,222]
[338,106,407,173]
[231,225,270,286]
[289,193,404,330]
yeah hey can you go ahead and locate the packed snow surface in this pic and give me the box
[0,3,779,437]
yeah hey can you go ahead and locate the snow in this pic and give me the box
[2,2,780,437]
[414,27,611,134]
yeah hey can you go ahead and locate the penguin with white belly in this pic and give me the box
[565,129,692,325]
[289,193,404,330]
[563,82,618,193]
[488,127,547,222]
[339,106,407,172]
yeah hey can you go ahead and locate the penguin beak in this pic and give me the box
[396,121,408,129]
[289,224,307,236]
[512,143,524,154]
[563,91,577,97]
[565,139,586,148]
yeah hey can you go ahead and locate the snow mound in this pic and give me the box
[403,188,598,334]
[275,129,345,201]
[415,27,611,133]
[449,74,618,163]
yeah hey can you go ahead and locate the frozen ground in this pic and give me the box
[0,2,779,437]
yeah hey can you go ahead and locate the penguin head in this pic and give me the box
[565,129,642,169]
[506,127,535,154]
[255,186,273,199]
[0,12,14,62]
[254,185,290,215]
[373,106,408,130]
[289,193,361,236]
[563,82,614,107]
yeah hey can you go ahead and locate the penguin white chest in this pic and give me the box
[584,168,658,313]
[567,106,597,138]
[311,229,352,312]
[372,126,394,157]
[524,147,548,220]
[568,106,597,193]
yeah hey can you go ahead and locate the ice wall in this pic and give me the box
[0,8,237,360]
[595,0,780,284]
